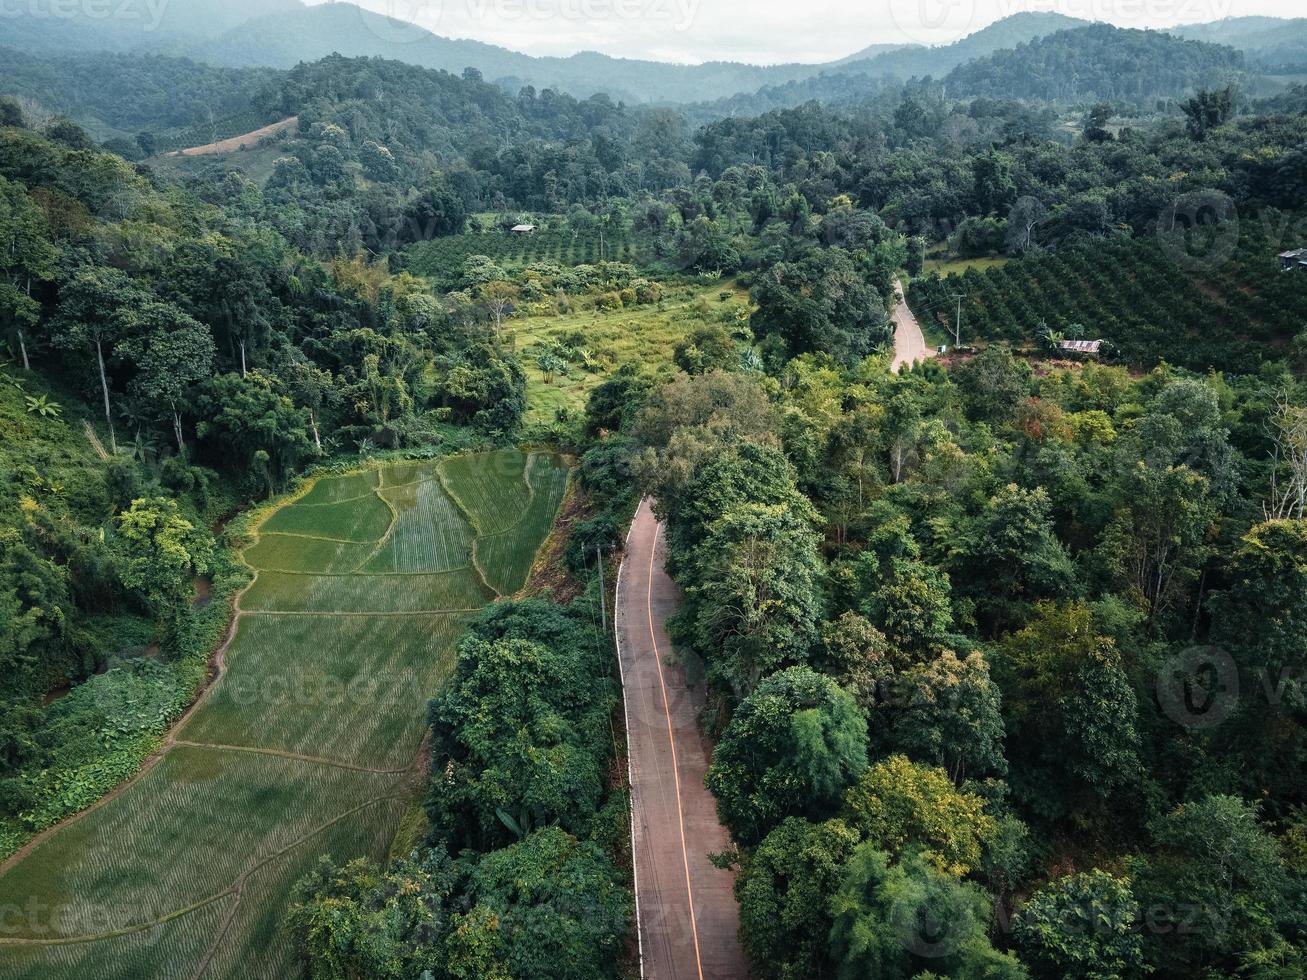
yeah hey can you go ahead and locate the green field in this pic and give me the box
[510,279,751,424]
[0,450,569,979]
[922,252,1011,277]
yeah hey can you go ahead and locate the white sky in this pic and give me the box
[311,0,1304,64]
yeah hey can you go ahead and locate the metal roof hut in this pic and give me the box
[1057,339,1103,356]
[1279,248,1307,272]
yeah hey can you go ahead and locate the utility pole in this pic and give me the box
[596,542,607,634]
[952,294,963,347]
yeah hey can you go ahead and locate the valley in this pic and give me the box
[1,4,1306,978]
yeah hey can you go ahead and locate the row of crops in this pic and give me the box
[908,224,1307,373]
[403,227,656,284]
[0,451,570,979]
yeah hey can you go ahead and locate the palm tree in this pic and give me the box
[1037,319,1064,352]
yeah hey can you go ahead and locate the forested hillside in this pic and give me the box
[1171,16,1307,71]
[944,25,1246,102]
[0,47,277,145]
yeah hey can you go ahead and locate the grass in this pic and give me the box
[365,468,475,574]
[0,449,570,979]
[509,279,750,425]
[922,254,1011,277]
[437,449,532,536]
[475,453,571,596]
[181,612,472,770]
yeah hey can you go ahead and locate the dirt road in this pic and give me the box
[615,500,748,980]
[891,278,937,372]
[173,116,298,156]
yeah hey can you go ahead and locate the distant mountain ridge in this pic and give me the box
[1167,16,1307,70]
[0,2,1091,104]
[0,1,1298,112]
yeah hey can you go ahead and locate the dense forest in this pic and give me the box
[1,8,1306,979]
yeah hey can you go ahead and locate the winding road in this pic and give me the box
[892,277,937,372]
[615,500,748,980]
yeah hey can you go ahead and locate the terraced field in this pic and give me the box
[0,450,570,980]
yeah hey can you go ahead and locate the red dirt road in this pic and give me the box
[616,500,749,980]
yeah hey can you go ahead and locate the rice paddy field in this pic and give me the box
[0,450,570,980]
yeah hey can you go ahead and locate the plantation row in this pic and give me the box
[0,451,569,980]
[908,225,1307,373]
[403,228,654,284]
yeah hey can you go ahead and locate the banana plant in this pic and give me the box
[24,393,62,418]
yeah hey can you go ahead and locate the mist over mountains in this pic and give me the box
[4,0,1301,106]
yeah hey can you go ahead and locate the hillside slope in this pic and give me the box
[943,25,1245,102]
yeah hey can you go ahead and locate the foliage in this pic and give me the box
[706,666,867,846]
[111,496,214,621]
[751,248,891,363]
[449,828,630,980]
[840,755,997,879]
[994,603,1141,825]
[829,845,1028,980]
[736,817,862,980]
[1013,870,1143,980]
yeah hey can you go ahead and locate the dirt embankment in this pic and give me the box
[172,116,299,157]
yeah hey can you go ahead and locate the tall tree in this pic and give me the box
[0,176,57,371]
[119,303,215,450]
[679,502,826,698]
[1013,870,1143,980]
[829,846,1027,980]
[50,267,150,454]
[995,603,1141,826]
[706,666,867,846]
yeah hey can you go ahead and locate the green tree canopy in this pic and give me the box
[736,816,861,980]
[446,828,630,980]
[840,755,997,879]
[111,497,213,623]
[706,666,867,846]
[830,845,1028,980]
[1014,869,1142,980]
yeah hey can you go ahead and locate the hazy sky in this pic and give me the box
[312,0,1303,63]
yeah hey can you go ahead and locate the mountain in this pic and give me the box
[0,0,828,104]
[836,12,1090,80]
[1168,17,1307,71]
[943,25,1244,103]
[0,0,303,56]
[197,4,834,103]
[0,2,1089,106]
[0,47,277,140]
[680,14,1097,121]
[832,43,913,66]
[0,2,1276,114]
